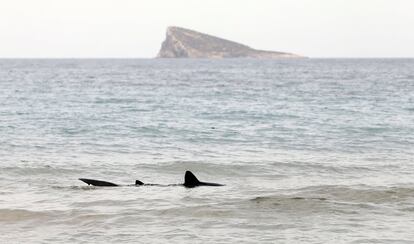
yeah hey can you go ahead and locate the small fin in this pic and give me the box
[135,180,144,185]
[79,178,118,187]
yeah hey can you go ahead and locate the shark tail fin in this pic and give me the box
[79,178,118,187]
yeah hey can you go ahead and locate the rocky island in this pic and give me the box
[157,26,304,59]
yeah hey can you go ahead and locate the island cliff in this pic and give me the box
[157,26,304,58]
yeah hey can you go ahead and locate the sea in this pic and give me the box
[0,58,413,243]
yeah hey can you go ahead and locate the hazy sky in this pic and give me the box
[0,0,413,58]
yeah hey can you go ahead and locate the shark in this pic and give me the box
[79,171,224,188]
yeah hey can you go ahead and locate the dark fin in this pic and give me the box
[183,171,200,188]
[135,180,144,185]
[79,178,118,187]
[183,171,224,188]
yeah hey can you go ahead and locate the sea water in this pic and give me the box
[0,59,413,243]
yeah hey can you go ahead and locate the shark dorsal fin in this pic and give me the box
[135,180,144,185]
[184,171,200,187]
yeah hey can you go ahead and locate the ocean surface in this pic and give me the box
[0,58,413,243]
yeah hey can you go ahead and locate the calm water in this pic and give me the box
[0,59,414,243]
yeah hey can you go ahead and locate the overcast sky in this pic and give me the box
[0,0,413,58]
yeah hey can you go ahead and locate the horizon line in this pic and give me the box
[0,57,414,59]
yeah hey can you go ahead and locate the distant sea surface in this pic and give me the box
[1,59,414,243]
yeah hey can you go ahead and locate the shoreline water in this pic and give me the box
[1,58,413,243]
